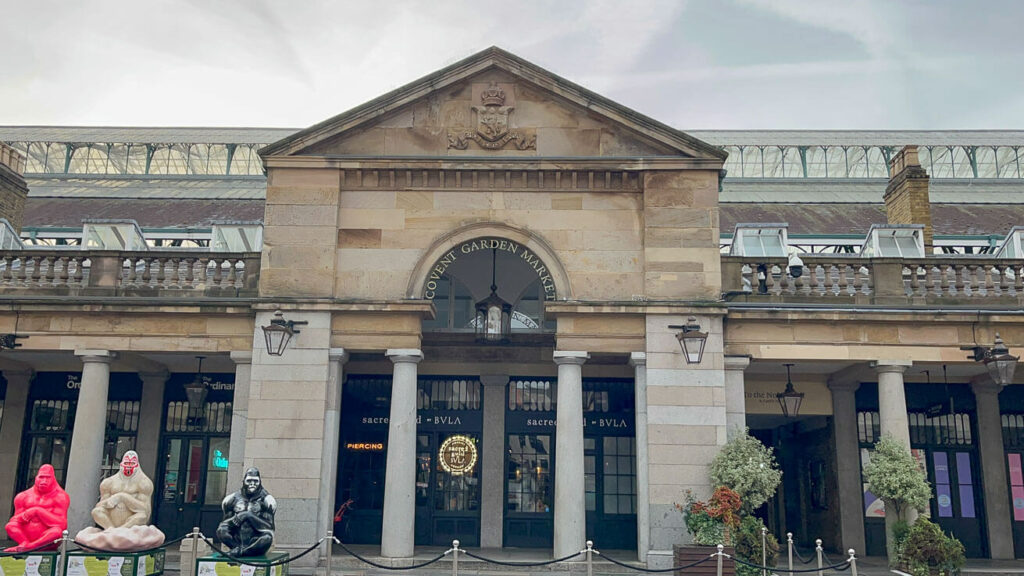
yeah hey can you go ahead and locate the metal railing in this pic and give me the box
[723,254,1024,306]
[0,249,260,297]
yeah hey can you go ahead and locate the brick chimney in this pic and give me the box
[884,145,933,252]
[0,143,28,233]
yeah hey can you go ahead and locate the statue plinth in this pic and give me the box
[196,552,290,576]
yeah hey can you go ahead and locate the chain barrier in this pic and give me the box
[69,534,189,556]
[460,548,582,567]
[332,536,452,570]
[728,553,852,574]
[596,550,715,573]
[0,536,64,557]
[200,535,323,567]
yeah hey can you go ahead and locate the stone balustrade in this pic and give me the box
[722,255,1024,306]
[0,249,261,297]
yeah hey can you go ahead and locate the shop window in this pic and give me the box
[508,378,555,411]
[417,378,481,410]
[857,411,880,444]
[1004,414,1024,448]
[204,437,230,504]
[1008,454,1024,521]
[164,401,232,433]
[100,400,141,479]
[601,437,637,515]
[909,412,973,446]
[506,434,552,513]
[583,380,634,414]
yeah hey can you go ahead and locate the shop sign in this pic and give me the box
[345,442,384,452]
[423,237,557,301]
[357,411,482,430]
[438,435,478,476]
[744,379,832,416]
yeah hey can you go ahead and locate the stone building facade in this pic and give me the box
[0,48,1023,566]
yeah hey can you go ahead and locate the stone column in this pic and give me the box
[874,360,915,555]
[67,350,115,533]
[381,349,423,558]
[227,351,252,490]
[0,369,32,517]
[971,378,1014,559]
[553,351,588,558]
[630,353,650,562]
[480,373,509,548]
[723,355,750,439]
[136,370,169,476]
[318,348,348,548]
[828,379,866,556]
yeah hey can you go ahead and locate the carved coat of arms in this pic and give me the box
[448,82,536,150]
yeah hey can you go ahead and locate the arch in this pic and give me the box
[406,222,572,301]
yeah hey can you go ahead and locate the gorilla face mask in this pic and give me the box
[120,451,140,477]
[243,471,261,496]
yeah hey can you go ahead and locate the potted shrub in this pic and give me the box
[710,429,782,514]
[674,487,741,576]
[898,518,965,576]
[862,435,932,561]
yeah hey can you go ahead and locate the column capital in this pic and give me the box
[628,352,646,367]
[75,350,115,364]
[872,360,911,375]
[554,351,589,366]
[971,375,1003,396]
[480,374,509,387]
[724,355,751,371]
[1,368,34,383]
[828,379,861,393]
[229,350,253,365]
[138,370,170,384]
[329,348,349,364]
[386,349,423,364]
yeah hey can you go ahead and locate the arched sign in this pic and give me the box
[439,435,478,475]
[422,237,558,301]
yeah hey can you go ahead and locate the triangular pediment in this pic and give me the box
[261,47,725,161]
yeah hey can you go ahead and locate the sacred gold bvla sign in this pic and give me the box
[438,435,478,476]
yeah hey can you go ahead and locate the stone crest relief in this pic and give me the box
[448,82,536,151]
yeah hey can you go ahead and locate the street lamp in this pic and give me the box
[964,333,1019,386]
[261,310,308,356]
[475,248,512,343]
[777,363,804,418]
[183,355,209,418]
[669,316,708,364]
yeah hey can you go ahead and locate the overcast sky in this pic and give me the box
[2,0,1022,130]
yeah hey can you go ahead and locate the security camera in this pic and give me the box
[787,252,804,279]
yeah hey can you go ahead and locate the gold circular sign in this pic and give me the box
[438,435,478,476]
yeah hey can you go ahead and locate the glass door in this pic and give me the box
[927,449,985,557]
[156,436,229,539]
[504,433,553,547]
[415,432,482,546]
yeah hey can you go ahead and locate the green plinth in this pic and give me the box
[195,552,289,576]
[63,549,165,576]
[0,551,59,576]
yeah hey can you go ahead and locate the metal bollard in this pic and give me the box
[786,533,793,575]
[191,527,201,576]
[58,530,68,576]
[848,549,858,576]
[451,539,459,576]
[716,544,724,576]
[325,530,333,576]
[761,526,767,576]
[815,539,823,576]
[586,541,594,576]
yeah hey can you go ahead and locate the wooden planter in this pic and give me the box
[673,545,736,576]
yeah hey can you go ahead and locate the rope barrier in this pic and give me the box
[596,550,715,573]
[332,537,451,571]
[70,533,189,555]
[791,547,817,565]
[200,536,324,567]
[728,554,851,573]
[460,549,582,567]
[0,538,63,557]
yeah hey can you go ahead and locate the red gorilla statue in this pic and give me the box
[5,465,70,552]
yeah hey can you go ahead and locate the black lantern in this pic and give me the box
[777,363,804,418]
[261,309,308,356]
[475,248,512,342]
[184,355,209,417]
[670,316,708,364]
[963,333,1019,386]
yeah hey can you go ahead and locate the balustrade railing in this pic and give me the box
[0,249,260,297]
[723,255,1024,305]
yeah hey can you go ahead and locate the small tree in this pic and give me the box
[863,435,931,521]
[710,429,782,513]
